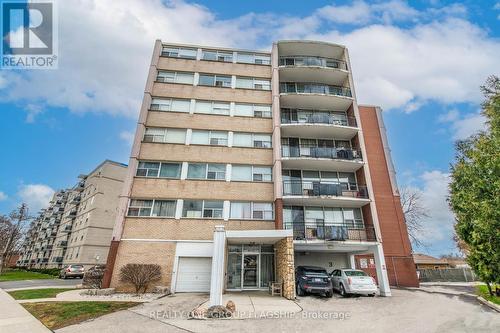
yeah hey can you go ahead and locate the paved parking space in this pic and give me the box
[56,287,499,333]
[0,278,81,290]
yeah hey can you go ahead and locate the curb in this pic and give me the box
[476,296,500,313]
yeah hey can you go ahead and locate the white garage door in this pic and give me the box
[175,257,212,292]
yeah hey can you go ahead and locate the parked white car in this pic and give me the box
[329,269,377,297]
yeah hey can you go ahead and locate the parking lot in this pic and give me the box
[57,284,499,333]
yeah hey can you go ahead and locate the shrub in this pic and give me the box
[24,268,60,276]
[119,264,161,294]
[83,265,106,289]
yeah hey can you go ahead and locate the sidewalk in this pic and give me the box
[0,288,50,333]
[16,289,158,303]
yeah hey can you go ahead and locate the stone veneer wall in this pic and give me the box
[275,236,295,299]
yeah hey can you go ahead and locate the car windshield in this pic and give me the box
[304,268,328,276]
[344,270,368,276]
[72,265,84,269]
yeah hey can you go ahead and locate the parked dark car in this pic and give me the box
[59,264,84,279]
[295,266,333,297]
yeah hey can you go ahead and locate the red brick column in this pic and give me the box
[274,198,283,229]
[101,240,120,288]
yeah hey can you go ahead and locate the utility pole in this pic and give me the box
[0,204,27,274]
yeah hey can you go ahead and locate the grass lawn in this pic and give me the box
[476,285,500,305]
[0,269,56,281]
[22,301,137,330]
[8,288,75,300]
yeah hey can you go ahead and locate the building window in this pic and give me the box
[127,199,176,217]
[198,74,232,88]
[234,103,272,118]
[137,162,182,179]
[230,202,273,220]
[182,200,223,218]
[187,163,226,180]
[201,50,233,62]
[161,46,197,59]
[191,130,228,146]
[143,128,186,144]
[236,77,271,90]
[127,200,153,216]
[136,162,160,177]
[231,165,272,182]
[236,52,271,65]
[156,71,194,84]
[233,133,272,148]
[194,100,230,115]
[150,98,190,112]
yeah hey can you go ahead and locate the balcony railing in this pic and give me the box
[283,180,368,199]
[284,222,376,242]
[280,83,352,98]
[282,145,362,161]
[279,56,348,71]
[281,113,357,127]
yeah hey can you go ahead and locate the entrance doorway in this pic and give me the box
[226,244,274,290]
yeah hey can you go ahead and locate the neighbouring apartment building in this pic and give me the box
[18,160,127,269]
[103,40,419,303]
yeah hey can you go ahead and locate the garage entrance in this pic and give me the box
[175,257,212,292]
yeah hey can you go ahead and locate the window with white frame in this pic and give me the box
[182,200,223,218]
[187,163,226,180]
[198,74,232,88]
[234,103,272,118]
[161,46,197,59]
[230,202,273,220]
[201,50,233,62]
[236,52,271,65]
[194,100,230,115]
[236,77,271,90]
[233,133,272,148]
[231,165,272,182]
[156,71,194,84]
[191,130,228,146]
[150,98,190,112]
[143,128,186,144]
[136,162,182,178]
[127,199,176,217]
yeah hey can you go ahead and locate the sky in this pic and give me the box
[0,0,498,256]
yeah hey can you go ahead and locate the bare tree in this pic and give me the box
[400,187,429,249]
[0,204,31,274]
[119,263,162,293]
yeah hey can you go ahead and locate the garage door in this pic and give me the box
[175,257,212,292]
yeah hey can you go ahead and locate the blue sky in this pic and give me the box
[0,0,499,256]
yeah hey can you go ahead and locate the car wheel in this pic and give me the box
[296,284,304,297]
[340,284,348,297]
[369,294,376,297]
[326,291,333,298]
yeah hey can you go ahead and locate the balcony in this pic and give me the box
[53,256,63,263]
[281,111,358,139]
[57,241,68,248]
[279,56,348,86]
[61,225,72,233]
[284,222,377,242]
[283,180,369,207]
[281,145,363,172]
[280,82,353,110]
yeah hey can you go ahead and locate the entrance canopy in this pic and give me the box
[226,229,293,244]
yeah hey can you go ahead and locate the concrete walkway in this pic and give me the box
[16,289,161,303]
[0,288,50,333]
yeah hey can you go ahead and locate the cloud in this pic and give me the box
[18,184,55,213]
[0,191,7,201]
[408,170,457,254]
[0,0,498,116]
[119,130,135,146]
[438,109,487,140]
[24,104,44,123]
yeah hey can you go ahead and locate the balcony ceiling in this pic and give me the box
[279,66,349,86]
[277,40,345,59]
[294,242,377,253]
[280,93,353,111]
[281,157,364,172]
[281,123,358,140]
[282,195,370,208]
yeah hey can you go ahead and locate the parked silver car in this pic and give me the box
[59,264,85,279]
[330,269,377,297]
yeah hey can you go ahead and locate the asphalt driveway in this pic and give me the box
[56,285,499,333]
[0,278,81,290]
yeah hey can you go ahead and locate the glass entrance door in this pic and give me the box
[242,254,258,288]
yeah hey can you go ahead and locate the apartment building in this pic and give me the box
[18,190,69,268]
[18,160,127,269]
[48,160,127,268]
[103,40,418,304]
